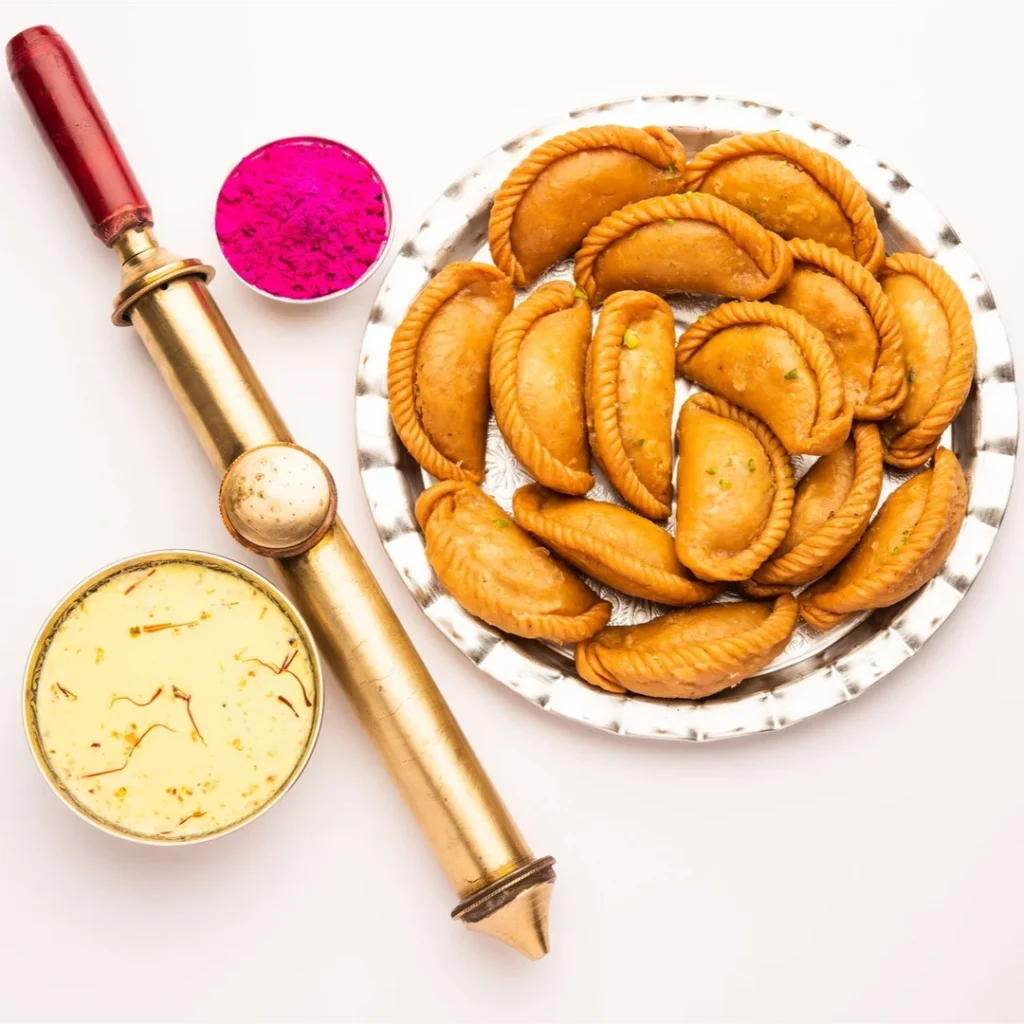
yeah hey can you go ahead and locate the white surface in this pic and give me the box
[0,2,1021,1021]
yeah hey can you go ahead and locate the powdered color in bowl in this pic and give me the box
[215,135,392,303]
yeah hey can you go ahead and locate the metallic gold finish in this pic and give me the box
[111,226,159,262]
[112,227,213,325]
[453,855,555,960]
[277,524,538,891]
[220,444,337,558]
[23,549,324,846]
[463,887,552,961]
[110,231,554,956]
[118,245,291,472]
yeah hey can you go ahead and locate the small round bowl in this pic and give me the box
[214,135,393,305]
[25,550,324,845]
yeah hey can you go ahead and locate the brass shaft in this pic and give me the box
[112,231,290,469]
[112,229,551,957]
[279,523,531,895]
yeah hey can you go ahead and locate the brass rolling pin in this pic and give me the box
[8,25,554,959]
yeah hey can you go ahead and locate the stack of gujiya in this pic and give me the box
[387,126,974,700]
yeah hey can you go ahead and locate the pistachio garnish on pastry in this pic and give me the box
[415,481,611,642]
[799,447,967,631]
[677,300,854,456]
[674,393,794,583]
[739,423,884,598]
[573,192,793,304]
[491,281,594,494]
[683,131,885,273]
[488,125,687,286]
[770,239,907,420]
[575,594,798,700]
[388,262,514,482]
[877,253,977,469]
[512,484,720,607]
[585,291,676,519]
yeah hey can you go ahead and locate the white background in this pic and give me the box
[1,2,1022,1021]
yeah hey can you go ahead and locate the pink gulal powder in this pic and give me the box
[215,136,390,301]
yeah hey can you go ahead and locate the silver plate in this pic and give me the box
[355,95,1018,741]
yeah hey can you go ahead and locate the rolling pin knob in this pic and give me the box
[220,444,338,558]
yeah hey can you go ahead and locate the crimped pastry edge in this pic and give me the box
[782,238,907,420]
[575,593,799,699]
[675,392,795,582]
[587,290,675,519]
[512,484,719,606]
[879,253,977,469]
[490,281,595,494]
[799,447,967,630]
[416,480,611,642]
[388,261,512,483]
[683,131,886,273]
[677,299,853,456]
[573,192,793,304]
[488,124,686,286]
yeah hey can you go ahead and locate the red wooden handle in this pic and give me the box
[7,25,152,245]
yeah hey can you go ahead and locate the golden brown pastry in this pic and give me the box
[739,423,884,597]
[674,393,794,582]
[677,300,853,456]
[388,262,514,482]
[878,253,977,469]
[573,192,793,304]
[415,481,610,641]
[512,484,720,606]
[800,448,967,631]
[575,594,798,699]
[683,132,885,273]
[771,239,907,420]
[585,291,676,519]
[491,281,594,494]
[489,125,687,286]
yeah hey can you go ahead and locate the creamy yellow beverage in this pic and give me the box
[28,556,320,841]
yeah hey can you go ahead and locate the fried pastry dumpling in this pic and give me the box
[388,262,515,482]
[573,192,793,304]
[575,594,798,699]
[878,253,977,469]
[416,481,610,642]
[677,300,853,456]
[683,132,885,273]
[491,281,594,494]
[585,291,676,519]
[800,448,967,631]
[771,239,907,420]
[489,125,687,286]
[512,484,720,606]
[674,393,795,582]
[740,423,884,597]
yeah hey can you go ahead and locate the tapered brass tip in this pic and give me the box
[451,856,556,960]
[463,874,553,959]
